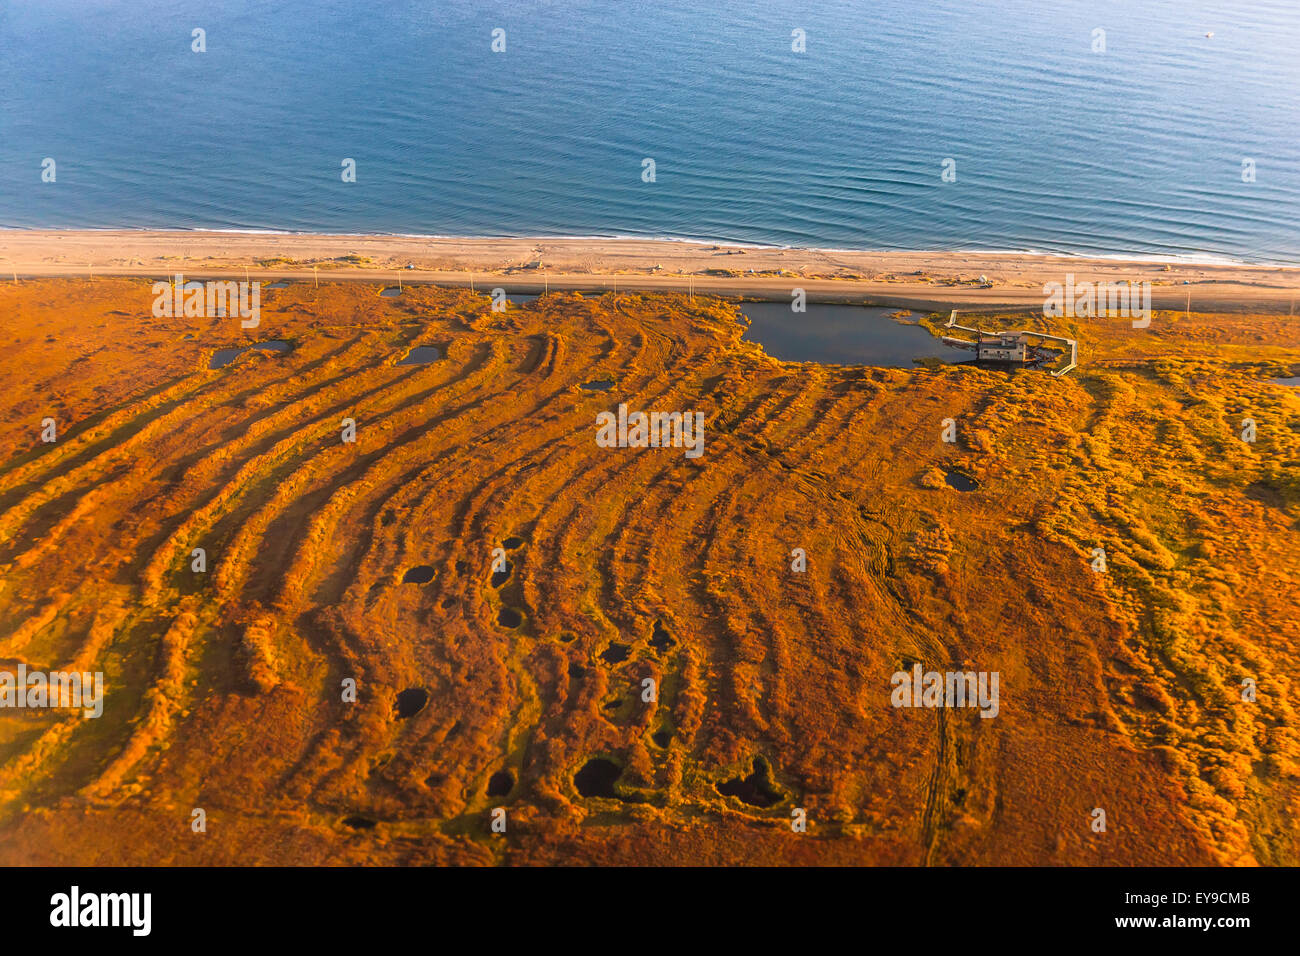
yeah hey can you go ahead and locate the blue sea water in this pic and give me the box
[1,0,1297,261]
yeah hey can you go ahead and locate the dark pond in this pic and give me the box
[486,770,514,797]
[395,687,429,719]
[652,729,672,748]
[498,607,522,628]
[380,287,403,297]
[1270,376,1300,387]
[574,758,621,798]
[397,345,442,365]
[717,756,784,808]
[738,303,963,367]
[502,536,525,550]
[945,468,980,491]
[491,559,512,588]
[600,642,631,664]
[649,620,675,653]
[402,565,435,584]
[580,379,614,391]
[265,280,291,289]
[209,340,290,369]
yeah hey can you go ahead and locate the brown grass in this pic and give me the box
[0,278,1295,865]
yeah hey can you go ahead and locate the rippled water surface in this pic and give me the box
[2,0,1297,261]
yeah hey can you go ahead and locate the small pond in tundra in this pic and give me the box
[209,340,291,369]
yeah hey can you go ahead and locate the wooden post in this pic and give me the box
[314,265,319,288]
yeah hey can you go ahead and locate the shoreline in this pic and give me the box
[1,225,1284,268]
[2,229,1299,311]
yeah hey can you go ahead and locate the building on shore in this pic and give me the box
[942,312,1078,376]
[976,332,1029,363]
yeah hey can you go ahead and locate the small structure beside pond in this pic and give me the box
[941,312,1077,376]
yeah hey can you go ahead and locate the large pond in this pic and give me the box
[737,303,963,367]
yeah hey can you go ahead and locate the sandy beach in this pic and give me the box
[2,230,1298,312]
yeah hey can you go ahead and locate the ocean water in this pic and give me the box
[1,0,1298,262]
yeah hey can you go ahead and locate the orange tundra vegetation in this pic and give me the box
[0,278,1296,866]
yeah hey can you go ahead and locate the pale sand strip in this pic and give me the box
[1,230,1298,311]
